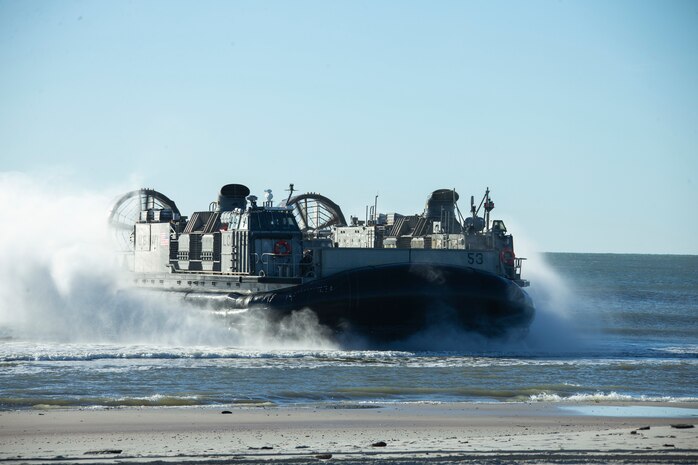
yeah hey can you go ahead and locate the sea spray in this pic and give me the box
[462,229,592,354]
[0,172,218,343]
[0,172,336,349]
[520,251,591,354]
[223,307,337,350]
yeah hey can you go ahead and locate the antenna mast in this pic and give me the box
[285,183,295,204]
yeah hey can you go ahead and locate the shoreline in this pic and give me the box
[1,401,697,464]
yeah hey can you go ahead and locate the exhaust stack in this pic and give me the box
[218,184,251,211]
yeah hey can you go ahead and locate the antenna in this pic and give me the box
[285,183,295,204]
[374,194,379,222]
[483,187,495,232]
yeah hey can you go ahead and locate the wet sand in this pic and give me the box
[1,402,697,464]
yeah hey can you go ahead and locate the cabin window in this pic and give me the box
[249,212,299,231]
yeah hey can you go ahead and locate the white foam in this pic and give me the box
[654,345,698,355]
[529,391,698,403]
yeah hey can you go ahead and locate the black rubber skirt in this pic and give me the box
[226,264,535,342]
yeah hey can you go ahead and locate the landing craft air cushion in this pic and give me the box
[109,184,534,341]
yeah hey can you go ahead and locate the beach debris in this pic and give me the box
[663,444,675,448]
[315,453,333,459]
[630,430,638,435]
[296,445,309,449]
[221,410,233,414]
[638,426,650,430]
[371,441,387,447]
[670,424,695,429]
[84,449,123,455]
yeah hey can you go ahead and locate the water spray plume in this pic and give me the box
[508,230,592,354]
[0,172,336,350]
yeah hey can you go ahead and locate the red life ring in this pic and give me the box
[499,247,515,267]
[274,240,291,255]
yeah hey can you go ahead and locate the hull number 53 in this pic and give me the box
[467,252,484,265]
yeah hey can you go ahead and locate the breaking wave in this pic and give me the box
[528,391,698,403]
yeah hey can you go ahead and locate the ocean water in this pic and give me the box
[0,253,697,410]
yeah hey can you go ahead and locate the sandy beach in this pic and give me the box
[1,402,696,464]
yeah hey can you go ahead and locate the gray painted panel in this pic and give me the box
[410,249,499,273]
[319,247,500,277]
[134,223,171,273]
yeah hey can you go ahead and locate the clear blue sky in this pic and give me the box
[1,0,696,254]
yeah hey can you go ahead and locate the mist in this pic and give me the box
[507,231,593,355]
[0,172,335,350]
